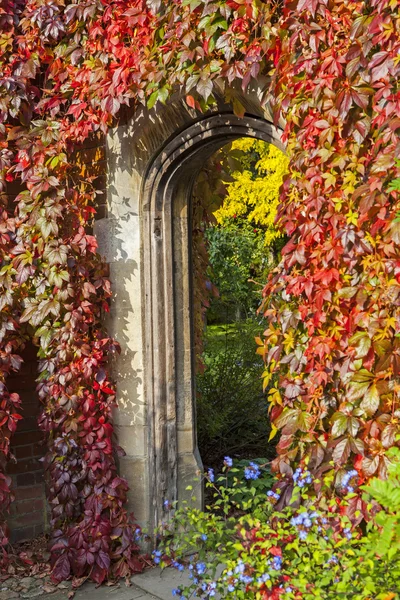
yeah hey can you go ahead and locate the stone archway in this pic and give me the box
[96,95,284,534]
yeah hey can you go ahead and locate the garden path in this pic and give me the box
[49,568,191,600]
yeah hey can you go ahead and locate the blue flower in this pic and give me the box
[234,561,245,574]
[172,560,185,572]
[293,467,312,487]
[244,462,261,480]
[208,581,217,597]
[152,550,162,564]
[272,556,282,570]
[224,456,233,467]
[207,468,215,483]
[201,533,208,541]
[196,561,207,575]
[172,589,186,599]
[267,490,280,500]
[342,469,358,494]
[299,530,308,541]
[343,527,352,540]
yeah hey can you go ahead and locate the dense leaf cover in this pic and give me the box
[260,0,400,518]
[0,0,399,582]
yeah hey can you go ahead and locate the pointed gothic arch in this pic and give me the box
[97,94,284,533]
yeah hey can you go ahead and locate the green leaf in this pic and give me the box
[360,384,380,416]
[349,331,371,358]
[331,412,348,438]
[147,90,159,109]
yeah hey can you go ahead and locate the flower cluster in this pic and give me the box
[244,462,261,480]
[224,456,233,468]
[341,470,358,494]
[290,510,321,541]
[222,554,286,595]
[343,527,352,541]
[267,490,280,501]
[224,560,255,591]
[152,550,162,565]
[293,467,312,488]
[171,560,185,572]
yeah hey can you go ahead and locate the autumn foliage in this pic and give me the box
[0,0,399,583]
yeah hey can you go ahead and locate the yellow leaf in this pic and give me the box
[269,424,278,441]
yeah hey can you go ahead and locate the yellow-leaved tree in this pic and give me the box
[213,138,289,246]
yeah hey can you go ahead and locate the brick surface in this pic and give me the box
[6,345,48,542]
[14,484,43,500]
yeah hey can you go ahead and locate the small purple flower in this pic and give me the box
[201,533,208,541]
[343,527,352,540]
[207,468,215,482]
[272,556,282,571]
[172,560,184,572]
[293,467,312,487]
[341,469,358,494]
[224,456,233,468]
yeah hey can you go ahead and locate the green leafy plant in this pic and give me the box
[205,222,274,322]
[157,449,400,599]
[196,322,275,466]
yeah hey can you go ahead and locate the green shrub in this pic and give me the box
[156,449,400,600]
[196,321,274,467]
[205,221,273,323]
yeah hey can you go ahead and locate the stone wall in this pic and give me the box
[97,89,285,534]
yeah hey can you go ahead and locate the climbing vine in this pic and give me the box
[259,0,400,519]
[0,0,399,582]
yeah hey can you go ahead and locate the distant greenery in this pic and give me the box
[196,321,275,468]
[205,221,274,322]
[201,139,288,323]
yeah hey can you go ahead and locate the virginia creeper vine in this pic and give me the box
[0,0,399,582]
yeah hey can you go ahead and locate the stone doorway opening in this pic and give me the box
[191,137,287,471]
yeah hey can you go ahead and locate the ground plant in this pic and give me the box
[0,0,399,583]
[157,448,400,599]
[196,322,275,466]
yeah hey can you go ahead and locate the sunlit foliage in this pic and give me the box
[214,139,289,246]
